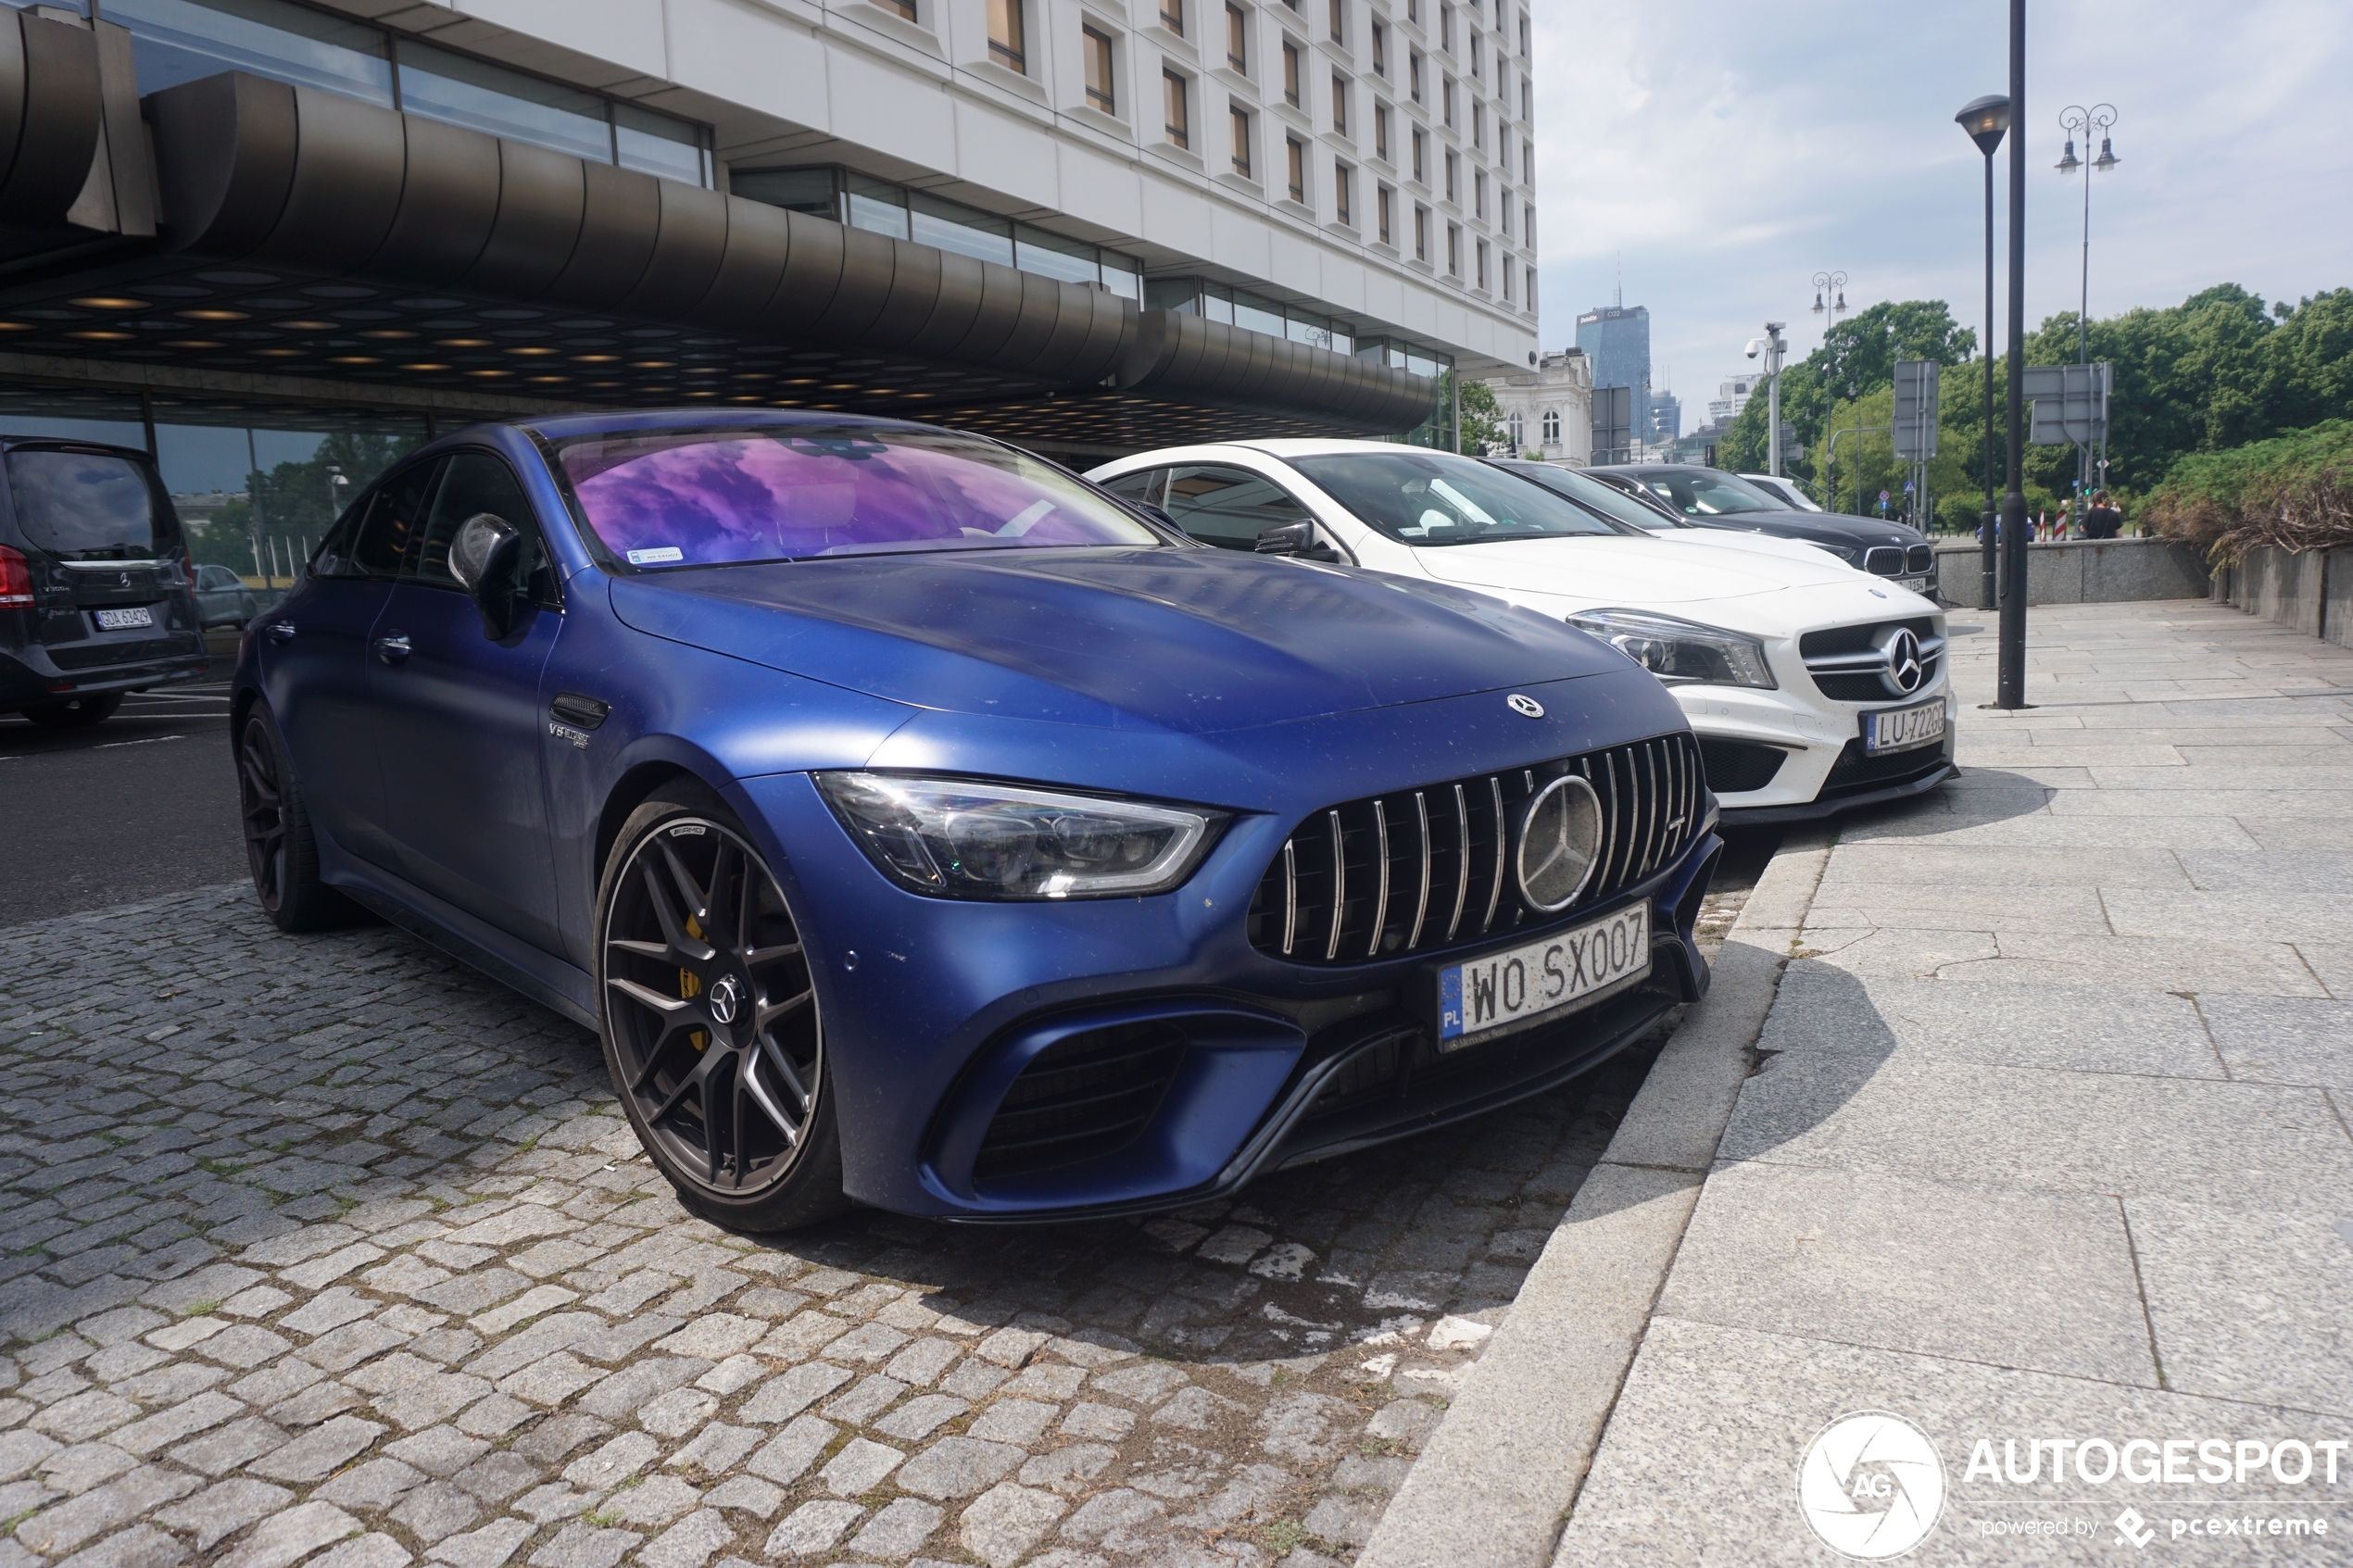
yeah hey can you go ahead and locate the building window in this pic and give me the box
[1499,186,1510,235]
[1335,160,1353,225]
[1447,220,1460,275]
[1329,0,1345,43]
[876,0,916,19]
[1229,106,1252,174]
[1502,255,1513,300]
[1442,76,1455,126]
[1286,136,1306,202]
[1521,74,1531,119]
[1164,69,1190,146]
[1409,49,1422,103]
[1523,139,1532,183]
[1282,40,1301,106]
[1407,0,1419,22]
[1524,200,1535,243]
[1226,3,1248,71]
[1474,169,1485,219]
[1331,72,1347,135]
[1083,25,1115,111]
[1378,182,1392,244]
[1160,0,1183,36]
[1470,32,1481,82]
[988,0,1026,72]
[1472,100,1484,150]
[1527,267,1537,312]
[1414,203,1429,261]
[1444,148,1456,202]
[1412,128,1425,182]
[1372,20,1386,75]
[1519,10,1529,56]
[1374,102,1389,160]
[1496,119,1507,169]
[1440,3,1453,53]
[1476,236,1488,289]
[1541,408,1559,444]
[1508,410,1523,448]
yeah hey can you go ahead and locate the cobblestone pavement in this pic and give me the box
[0,863,1760,1568]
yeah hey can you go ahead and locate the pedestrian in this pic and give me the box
[2082,489,2124,540]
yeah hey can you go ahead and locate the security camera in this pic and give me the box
[1744,338,1764,358]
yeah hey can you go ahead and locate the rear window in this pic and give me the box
[550,423,1160,568]
[6,448,174,560]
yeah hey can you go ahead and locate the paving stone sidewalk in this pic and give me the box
[0,850,1757,1568]
[1548,600,2353,1565]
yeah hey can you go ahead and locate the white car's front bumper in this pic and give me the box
[1671,667,1956,822]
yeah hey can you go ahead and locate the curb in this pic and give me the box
[1356,828,1833,1568]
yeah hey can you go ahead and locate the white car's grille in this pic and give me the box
[1800,618,1945,703]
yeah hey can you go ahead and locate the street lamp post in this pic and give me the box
[1809,271,1847,505]
[1955,94,2009,613]
[2056,104,2119,502]
[1996,0,2029,709]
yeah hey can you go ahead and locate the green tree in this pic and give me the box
[1455,376,1505,454]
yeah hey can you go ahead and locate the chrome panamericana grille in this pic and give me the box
[1246,733,1705,966]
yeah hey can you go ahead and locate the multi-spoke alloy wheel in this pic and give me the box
[236,707,360,933]
[598,794,844,1228]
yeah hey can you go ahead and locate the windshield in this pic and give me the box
[1498,463,1681,532]
[552,424,1161,568]
[1290,450,1619,546]
[6,448,175,560]
[1629,469,1787,517]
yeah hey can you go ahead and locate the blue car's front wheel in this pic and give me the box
[595,784,849,1231]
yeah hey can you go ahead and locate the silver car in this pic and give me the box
[192,563,259,629]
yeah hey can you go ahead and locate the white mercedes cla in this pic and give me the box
[1088,440,1955,824]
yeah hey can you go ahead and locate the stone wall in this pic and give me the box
[1931,534,2210,606]
[2208,545,2353,647]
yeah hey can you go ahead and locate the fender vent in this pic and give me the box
[973,1021,1188,1181]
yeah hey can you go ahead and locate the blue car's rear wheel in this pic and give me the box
[597,786,847,1231]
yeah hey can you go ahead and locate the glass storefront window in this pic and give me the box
[912,194,1015,267]
[732,168,838,217]
[846,177,911,239]
[107,0,394,106]
[1231,292,1286,339]
[1100,252,1140,300]
[1013,224,1099,286]
[396,40,613,164]
[614,102,707,185]
[1145,279,1200,314]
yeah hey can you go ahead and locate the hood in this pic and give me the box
[1692,512,1928,551]
[609,546,1625,734]
[1409,533,1859,605]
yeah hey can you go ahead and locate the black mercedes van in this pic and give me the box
[0,437,208,727]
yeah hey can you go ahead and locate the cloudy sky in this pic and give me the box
[1530,2,2353,426]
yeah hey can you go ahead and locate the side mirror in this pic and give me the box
[1254,521,1340,561]
[447,512,526,638]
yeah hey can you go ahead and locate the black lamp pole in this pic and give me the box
[1997,0,2030,708]
[1955,94,2009,615]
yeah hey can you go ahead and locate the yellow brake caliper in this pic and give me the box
[682,914,707,1050]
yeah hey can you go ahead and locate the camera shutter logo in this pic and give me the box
[1795,1411,1946,1560]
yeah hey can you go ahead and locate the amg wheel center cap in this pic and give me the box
[707,975,743,1026]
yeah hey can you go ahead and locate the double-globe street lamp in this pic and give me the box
[1954,94,2009,612]
[2057,104,2120,498]
[1807,270,1847,504]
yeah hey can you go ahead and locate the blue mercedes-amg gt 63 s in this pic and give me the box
[233,411,1721,1231]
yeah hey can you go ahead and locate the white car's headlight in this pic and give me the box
[1567,608,1778,690]
[815,773,1226,899]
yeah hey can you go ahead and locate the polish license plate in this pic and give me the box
[1865,696,1945,754]
[1894,574,1933,596]
[94,606,154,630]
[1435,903,1651,1050]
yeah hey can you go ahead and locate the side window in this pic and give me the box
[413,451,555,606]
[1099,468,1165,507]
[1160,464,1313,550]
[344,460,444,580]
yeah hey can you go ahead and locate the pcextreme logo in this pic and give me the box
[1797,1411,1947,1560]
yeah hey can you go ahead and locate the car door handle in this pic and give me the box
[373,633,411,665]
[265,621,296,643]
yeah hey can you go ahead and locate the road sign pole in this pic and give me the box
[1997,0,2030,709]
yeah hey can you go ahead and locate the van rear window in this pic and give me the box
[6,449,173,560]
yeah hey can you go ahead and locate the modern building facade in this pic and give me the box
[1705,373,1756,428]
[1643,387,1679,444]
[1572,299,1646,439]
[1481,345,1589,464]
[0,0,1537,571]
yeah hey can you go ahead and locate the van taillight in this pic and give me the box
[0,545,31,608]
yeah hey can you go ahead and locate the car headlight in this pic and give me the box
[1806,542,1859,563]
[814,773,1227,899]
[1566,608,1777,689]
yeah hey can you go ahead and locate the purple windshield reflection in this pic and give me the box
[558,428,1154,566]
